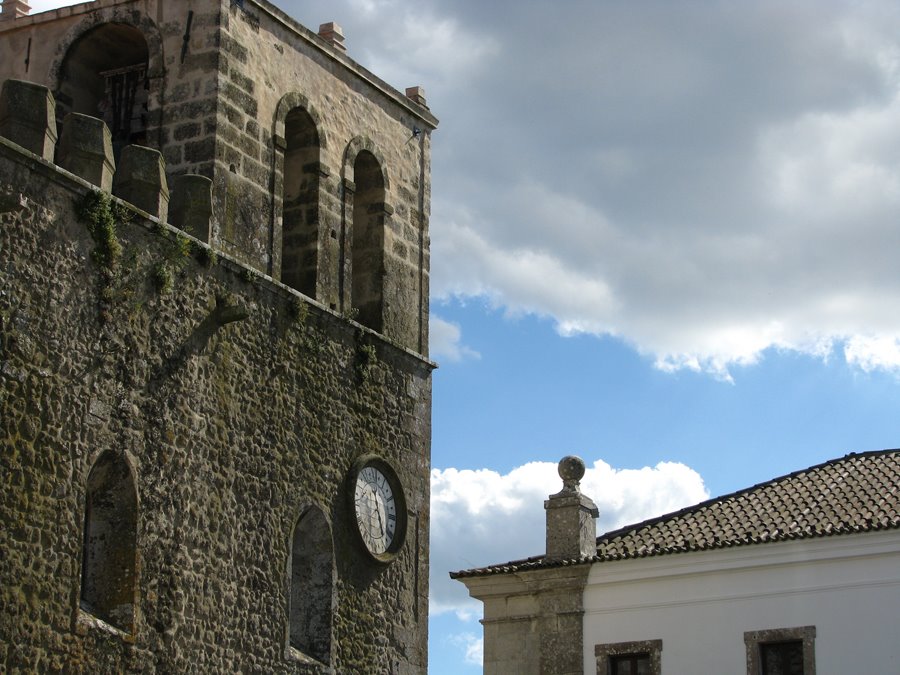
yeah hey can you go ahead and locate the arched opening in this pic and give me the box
[80,450,138,632]
[351,150,386,331]
[56,23,150,159]
[281,107,321,297]
[288,507,333,664]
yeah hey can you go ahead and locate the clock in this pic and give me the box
[349,456,407,562]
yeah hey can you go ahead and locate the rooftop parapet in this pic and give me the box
[57,113,115,191]
[0,78,210,237]
[0,79,56,161]
[0,0,30,21]
[113,145,169,222]
[169,174,212,243]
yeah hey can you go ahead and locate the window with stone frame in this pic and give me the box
[744,626,816,675]
[80,450,138,633]
[595,639,662,675]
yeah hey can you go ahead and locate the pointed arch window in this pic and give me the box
[288,507,334,664]
[351,150,386,332]
[80,450,138,632]
[281,107,321,298]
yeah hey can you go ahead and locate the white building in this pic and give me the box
[453,450,900,675]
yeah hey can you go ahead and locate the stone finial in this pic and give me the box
[169,174,212,243]
[544,455,599,561]
[318,22,346,51]
[113,145,169,222]
[0,79,57,161]
[405,86,427,108]
[1,1,31,21]
[56,113,115,191]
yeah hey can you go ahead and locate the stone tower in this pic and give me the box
[0,0,436,672]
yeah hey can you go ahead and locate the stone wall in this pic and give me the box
[0,78,433,674]
[0,0,437,354]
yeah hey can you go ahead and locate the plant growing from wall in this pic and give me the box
[76,190,131,320]
[355,342,378,383]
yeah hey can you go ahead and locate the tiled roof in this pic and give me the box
[451,449,900,579]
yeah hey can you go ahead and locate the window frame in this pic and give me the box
[595,639,662,675]
[744,626,816,675]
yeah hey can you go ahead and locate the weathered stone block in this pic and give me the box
[113,145,170,221]
[56,113,115,190]
[169,174,212,242]
[0,79,57,161]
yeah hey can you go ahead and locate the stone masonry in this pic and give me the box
[0,0,437,672]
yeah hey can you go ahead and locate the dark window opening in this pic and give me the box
[351,150,385,332]
[610,653,651,675]
[80,450,138,633]
[745,626,815,675]
[281,107,320,298]
[761,641,804,675]
[57,23,150,159]
[289,507,333,664]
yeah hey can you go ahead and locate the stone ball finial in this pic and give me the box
[558,455,585,492]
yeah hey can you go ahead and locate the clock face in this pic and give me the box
[354,466,397,555]
[349,457,407,561]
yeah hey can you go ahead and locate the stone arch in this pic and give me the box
[343,137,390,332]
[272,93,327,298]
[50,10,164,157]
[274,92,327,151]
[286,505,334,665]
[342,136,389,190]
[80,449,138,633]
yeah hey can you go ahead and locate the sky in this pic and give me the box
[27,0,900,672]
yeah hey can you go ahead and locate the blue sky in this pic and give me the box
[30,0,900,672]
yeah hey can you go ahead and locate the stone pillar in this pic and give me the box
[169,174,212,242]
[56,113,115,191]
[544,455,599,561]
[318,22,346,51]
[0,0,30,21]
[113,145,169,222]
[0,79,57,161]
[405,86,428,108]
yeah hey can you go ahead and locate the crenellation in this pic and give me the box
[1,0,437,670]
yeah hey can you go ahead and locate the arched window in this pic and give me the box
[288,507,333,664]
[80,450,138,632]
[281,107,321,298]
[351,150,386,331]
[56,23,150,158]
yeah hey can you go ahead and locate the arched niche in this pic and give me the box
[288,506,334,664]
[80,449,138,633]
[281,106,321,298]
[350,148,387,332]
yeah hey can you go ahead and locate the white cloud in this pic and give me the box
[844,335,900,372]
[26,0,84,13]
[430,315,479,363]
[449,633,484,667]
[430,457,709,617]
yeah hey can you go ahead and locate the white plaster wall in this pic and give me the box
[583,530,900,675]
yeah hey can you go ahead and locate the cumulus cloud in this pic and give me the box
[430,458,709,617]
[448,633,483,667]
[430,315,480,363]
[39,0,900,379]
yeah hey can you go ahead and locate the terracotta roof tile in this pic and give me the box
[451,449,900,579]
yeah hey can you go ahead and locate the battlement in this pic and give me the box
[0,5,436,670]
[0,0,437,354]
[1,78,208,233]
